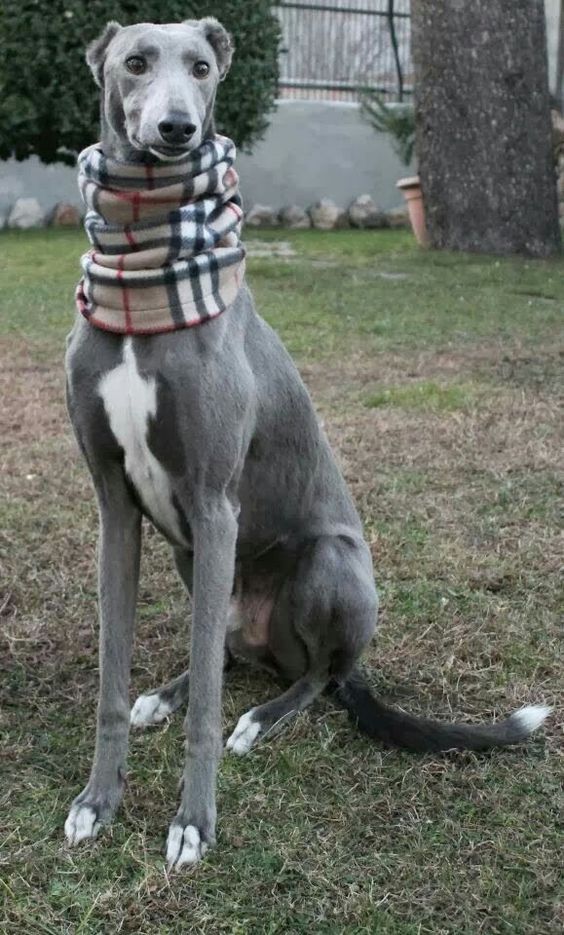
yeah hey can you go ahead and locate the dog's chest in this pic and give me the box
[98,339,186,544]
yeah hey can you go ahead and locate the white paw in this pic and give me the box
[64,803,99,845]
[166,823,208,869]
[130,693,173,728]
[226,709,262,755]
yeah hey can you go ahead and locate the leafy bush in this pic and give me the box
[0,1,280,164]
[360,90,415,167]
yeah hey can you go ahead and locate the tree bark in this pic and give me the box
[412,0,561,256]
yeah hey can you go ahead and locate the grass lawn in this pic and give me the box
[1,228,563,934]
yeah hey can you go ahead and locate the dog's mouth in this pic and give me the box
[148,144,193,162]
[131,136,194,162]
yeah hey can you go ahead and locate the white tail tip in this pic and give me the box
[512,704,552,734]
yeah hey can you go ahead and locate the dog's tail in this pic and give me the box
[330,669,551,752]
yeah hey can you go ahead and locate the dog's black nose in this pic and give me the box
[158,113,196,145]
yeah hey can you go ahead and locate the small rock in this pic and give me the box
[245,204,278,228]
[8,197,44,229]
[348,194,388,229]
[48,202,82,227]
[308,198,342,230]
[386,205,410,229]
[278,204,310,229]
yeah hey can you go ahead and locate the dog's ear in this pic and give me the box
[86,21,122,87]
[187,17,234,80]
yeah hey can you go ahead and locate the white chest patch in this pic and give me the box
[98,339,186,544]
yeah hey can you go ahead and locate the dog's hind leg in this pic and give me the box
[131,654,234,728]
[226,673,325,755]
[65,469,141,844]
[227,534,378,756]
[130,668,191,727]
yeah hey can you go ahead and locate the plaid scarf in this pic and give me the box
[75,135,246,335]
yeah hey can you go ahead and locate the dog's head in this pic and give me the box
[86,18,233,160]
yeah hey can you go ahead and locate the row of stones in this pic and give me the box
[246,196,409,230]
[3,194,410,231]
[2,200,83,229]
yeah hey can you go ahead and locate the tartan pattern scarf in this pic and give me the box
[75,135,246,335]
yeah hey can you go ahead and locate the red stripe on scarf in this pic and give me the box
[109,188,142,222]
[124,227,138,250]
[117,255,133,333]
[226,203,243,220]
[84,310,224,336]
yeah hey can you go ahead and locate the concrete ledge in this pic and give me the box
[237,100,410,211]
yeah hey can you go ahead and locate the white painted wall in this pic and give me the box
[0,101,410,223]
[0,158,80,222]
[237,101,410,211]
[545,0,563,102]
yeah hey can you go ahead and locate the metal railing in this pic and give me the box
[274,0,412,102]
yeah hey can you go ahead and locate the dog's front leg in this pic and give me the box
[166,495,237,869]
[65,479,141,844]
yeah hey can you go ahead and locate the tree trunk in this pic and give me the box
[412,0,561,256]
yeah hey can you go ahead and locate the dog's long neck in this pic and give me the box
[76,133,244,335]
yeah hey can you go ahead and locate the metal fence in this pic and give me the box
[274,0,412,102]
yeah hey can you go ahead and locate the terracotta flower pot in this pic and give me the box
[396,175,428,247]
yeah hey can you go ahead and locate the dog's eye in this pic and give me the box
[193,61,210,79]
[126,56,146,75]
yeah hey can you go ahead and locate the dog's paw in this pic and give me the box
[166,822,211,870]
[130,692,173,728]
[64,803,101,845]
[226,709,261,755]
[64,782,122,846]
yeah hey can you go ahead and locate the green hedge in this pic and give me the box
[0,1,280,164]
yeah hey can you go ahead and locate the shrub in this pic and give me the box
[0,0,280,164]
[360,90,415,167]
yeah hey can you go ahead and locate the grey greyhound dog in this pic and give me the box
[64,17,550,869]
